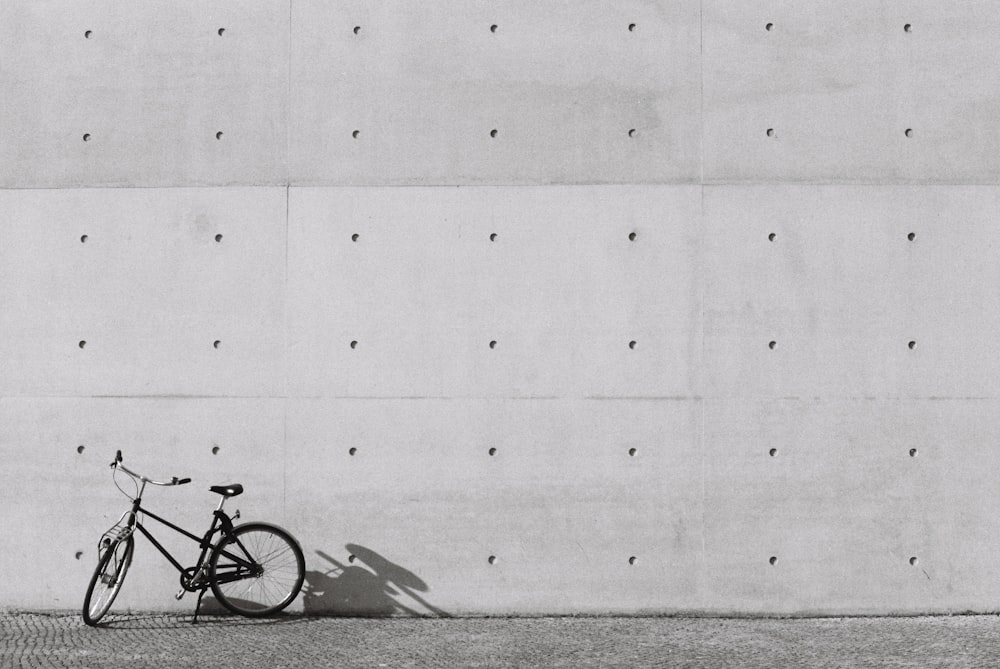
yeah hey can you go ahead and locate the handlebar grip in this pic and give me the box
[175,478,192,485]
[111,450,123,467]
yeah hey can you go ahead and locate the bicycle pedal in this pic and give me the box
[175,588,186,601]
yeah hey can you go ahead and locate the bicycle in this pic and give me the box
[82,450,305,626]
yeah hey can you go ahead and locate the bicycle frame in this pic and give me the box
[122,498,259,592]
[113,472,261,595]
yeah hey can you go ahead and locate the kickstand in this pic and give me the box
[191,588,207,624]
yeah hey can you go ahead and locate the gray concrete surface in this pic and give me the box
[7,0,1000,619]
[702,2,1000,183]
[3,612,998,668]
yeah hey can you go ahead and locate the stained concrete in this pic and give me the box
[286,186,701,399]
[703,1,1000,183]
[0,188,286,397]
[702,186,1000,399]
[0,2,289,188]
[289,0,702,185]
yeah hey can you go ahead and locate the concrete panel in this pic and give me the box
[0,397,285,611]
[0,189,286,397]
[703,186,1000,399]
[284,398,702,615]
[287,186,702,398]
[0,1,288,187]
[702,399,1000,614]
[290,0,701,185]
[703,1,1000,183]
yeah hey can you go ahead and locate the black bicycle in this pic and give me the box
[82,450,305,626]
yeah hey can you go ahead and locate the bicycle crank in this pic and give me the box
[177,566,209,599]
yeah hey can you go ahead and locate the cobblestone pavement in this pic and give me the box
[3,611,1000,668]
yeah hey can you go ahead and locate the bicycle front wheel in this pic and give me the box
[209,523,305,617]
[82,535,134,626]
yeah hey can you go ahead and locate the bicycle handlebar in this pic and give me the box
[112,450,191,487]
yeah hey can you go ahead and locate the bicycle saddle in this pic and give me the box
[209,484,243,497]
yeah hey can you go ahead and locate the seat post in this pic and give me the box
[215,495,227,512]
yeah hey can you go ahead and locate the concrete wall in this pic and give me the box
[3,1,1000,616]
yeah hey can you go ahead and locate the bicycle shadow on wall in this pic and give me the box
[300,544,451,617]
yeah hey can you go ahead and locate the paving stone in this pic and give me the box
[3,612,999,668]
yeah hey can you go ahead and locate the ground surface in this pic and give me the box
[3,611,999,668]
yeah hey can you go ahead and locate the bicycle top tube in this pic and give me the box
[113,450,191,488]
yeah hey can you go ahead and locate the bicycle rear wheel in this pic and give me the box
[82,536,134,626]
[208,523,304,617]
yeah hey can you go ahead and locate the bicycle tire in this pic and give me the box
[82,535,134,626]
[208,523,304,617]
